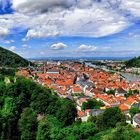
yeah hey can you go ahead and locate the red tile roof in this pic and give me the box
[119,103,129,111]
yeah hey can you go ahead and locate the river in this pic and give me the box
[85,62,140,82]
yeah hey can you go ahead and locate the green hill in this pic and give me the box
[125,56,140,67]
[0,46,29,67]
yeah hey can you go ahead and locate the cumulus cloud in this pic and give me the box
[0,0,139,39]
[51,42,67,50]
[3,39,14,44]
[9,46,16,51]
[13,0,75,14]
[26,26,59,39]
[120,0,140,18]
[77,0,93,8]
[0,27,9,36]
[76,44,97,52]
[10,0,131,38]
[25,7,130,38]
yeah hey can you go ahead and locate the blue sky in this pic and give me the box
[0,0,140,58]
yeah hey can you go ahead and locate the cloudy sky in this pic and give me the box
[0,0,140,58]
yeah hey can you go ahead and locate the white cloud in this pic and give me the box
[77,0,93,8]
[76,44,97,52]
[9,46,16,51]
[3,39,15,44]
[51,42,67,50]
[10,0,131,38]
[0,0,138,39]
[120,0,140,18]
[22,44,31,49]
[22,38,27,42]
[13,0,75,14]
[26,26,59,39]
[0,27,9,37]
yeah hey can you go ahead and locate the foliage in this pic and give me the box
[106,89,115,95]
[125,89,139,98]
[1,97,12,115]
[81,99,104,111]
[18,108,37,140]
[87,115,97,123]
[0,46,29,67]
[55,99,77,127]
[96,107,126,130]
[125,89,133,98]
[129,107,140,117]
[91,124,140,140]
[36,116,62,140]
[0,68,17,76]
[0,76,77,139]
[50,122,98,140]
[105,124,140,140]
[125,56,140,67]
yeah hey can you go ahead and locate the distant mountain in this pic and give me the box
[125,56,140,67]
[0,46,29,67]
[28,56,131,61]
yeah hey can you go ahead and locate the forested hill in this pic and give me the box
[125,56,140,67]
[0,46,29,67]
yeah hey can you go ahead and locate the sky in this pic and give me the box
[0,0,140,58]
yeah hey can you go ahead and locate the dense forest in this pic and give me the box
[0,47,29,67]
[125,56,140,67]
[0,71,139,140]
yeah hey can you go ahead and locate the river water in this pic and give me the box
[85,62,140,82]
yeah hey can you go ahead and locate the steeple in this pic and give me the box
[44,62,47,74]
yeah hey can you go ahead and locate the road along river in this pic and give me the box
[85,62,140,82]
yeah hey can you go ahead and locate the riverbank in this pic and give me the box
[86,62,140,82]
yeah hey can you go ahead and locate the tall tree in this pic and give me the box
[18,108,37,140]
[55,99,77,126]
[96,107,126,130]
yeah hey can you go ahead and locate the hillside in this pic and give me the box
[125,56,140,67]
[0,76,139,139]
[0,46,29,67]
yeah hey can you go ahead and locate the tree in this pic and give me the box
[129,107,140,124]
[125,90,133,98]
[103,107,126,128]
[81,102,88,111]
[0,46,29,67]
[30,92,51,114]
[81,99,104,111]
[18,108,37,140]
[36,118,50,140]
[102,124,140,140]
[87,115,97,123]
[125,56,140,68]
[96,107,126,130]
[75,118,82,124]
[129,107,140,117]
[96,114,105,131]
[133,89,139,94]
[106,89,115,95]
[55,99,77,127]
[50,122,98,140]
[36,116,62,140]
